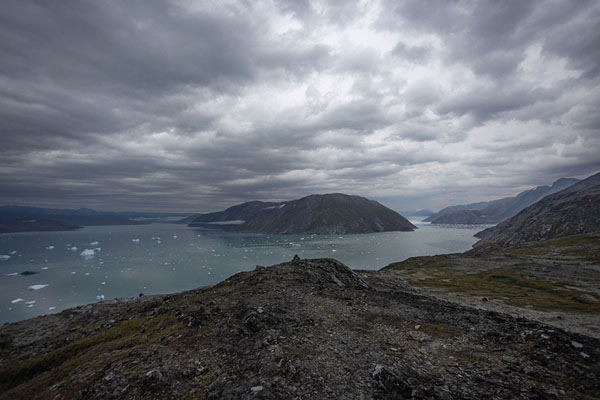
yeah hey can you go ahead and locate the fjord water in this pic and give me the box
[0,220,486,324]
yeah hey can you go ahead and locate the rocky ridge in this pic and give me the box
[1,256,598,399]
[475,172,600,247]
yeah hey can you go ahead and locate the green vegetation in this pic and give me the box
[506,234,600,262]
[385,255,600,314]
[0,314,181,398]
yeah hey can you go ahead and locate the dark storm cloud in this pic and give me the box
[0,0,599,212]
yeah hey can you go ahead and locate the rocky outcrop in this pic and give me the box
[425,177,579,224]
[1,256,598,399]
[474,172,600,247]
[189,193,417,234]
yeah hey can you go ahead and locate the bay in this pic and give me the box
[0,220,488,324]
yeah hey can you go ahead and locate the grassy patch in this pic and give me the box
[0,313,181,398]
[506,234,600,262]
[414,267,600,314]
[419,323,465,339]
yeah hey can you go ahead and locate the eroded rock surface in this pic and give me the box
[1,257,599,399]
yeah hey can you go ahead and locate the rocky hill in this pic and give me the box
[425,177,579,224]
[474,172,600,247]
[189,194,416,234]
[1,256,598,399]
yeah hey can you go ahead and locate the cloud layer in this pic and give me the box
[1,0,599,212]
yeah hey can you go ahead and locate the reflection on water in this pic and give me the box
[0,221,489,323]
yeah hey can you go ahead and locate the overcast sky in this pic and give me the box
[1,0,599,213]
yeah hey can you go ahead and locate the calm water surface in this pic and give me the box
[0,220,489,323]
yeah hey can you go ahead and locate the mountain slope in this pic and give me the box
[189,194,416,234]
[426,177,579,224]
[474,172,600,247]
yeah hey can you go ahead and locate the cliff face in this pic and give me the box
[189,193,417,234]
[474,172,600,247]
[1,257,598,399]
[425,177,579,224]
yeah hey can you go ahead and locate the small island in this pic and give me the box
[188,193,417,234]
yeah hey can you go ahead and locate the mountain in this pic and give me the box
[0,206,188,226]
[474,172,600,247]
[0,218,80,234]
[427,209,486,224]
[189,194,417,234]
[1,256,598,399]
[399,209,434,217]
[425,177,579,224]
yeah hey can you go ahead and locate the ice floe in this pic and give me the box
[132,238,140,242]
[90,241,99,246]
[80,248,101,259]
[45,246,54,250]
[49,306,56,310]
[9,250,17,255]
[5,272,18,276]
[28,284,49,290]
[69,246,78,251]
[96,294,105,300]
[0,255,11,261]
[11,298,24,304]
[41,266,48,270]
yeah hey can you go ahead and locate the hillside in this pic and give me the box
[474,172,600,247]
[189,194,417,234]
[1,256,598,399]
[425,177,579,224]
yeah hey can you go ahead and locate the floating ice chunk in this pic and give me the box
[49,306,56,310]
[132,238,140,242]
[45,246,54,250]
[28,284,49,290]
[0,255,11,261]
[70,246,78,251]
[96,294,105,300]
[41,266,48,270]
[100,281,106,285]
[25,300,36,305]
[90,241,99,246]
[94,247,101,252]
[9,250,17,255]
[11,298,24,304]
[80,249,96,257]
[71,271,76,274]
[85,272,90,276]
[156,240,161,244]
[6,272,18,276]
[172,235,178,239]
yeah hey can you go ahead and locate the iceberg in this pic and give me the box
[11,298,24,304]
[96,294,105,300]
[28,284,49,290]
[0,255,11,261]
[45,246,54,250]
[6,272,18,276]
[90,241,99,245]
[70,246,78,251]
[132,238,140,242]
[80,249,96,257]
[9,250,17,255]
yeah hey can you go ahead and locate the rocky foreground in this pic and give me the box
[1,257,599,399]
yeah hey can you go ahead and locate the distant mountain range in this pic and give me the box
[0,206,190,228]
[189,193,417,234]
[474,172,600,247]
[0,218,80,234]
[425,177,579,224]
